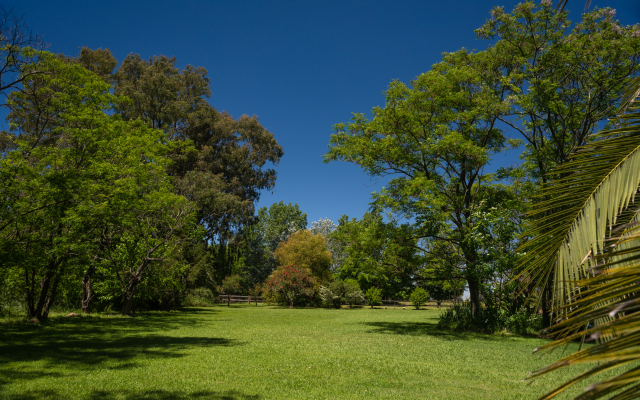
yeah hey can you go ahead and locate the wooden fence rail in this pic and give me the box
[216,295,264,304]
[216,295,455,308]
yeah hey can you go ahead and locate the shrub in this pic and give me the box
[263,265,317,308]
[248,283,263,306]
[342,279,365,307]
[410,288,429,310]
[319,285,341,309]
[437,300,542,335]
[182,288,216,307]
[218,275,243,307]
[319,279,365,309]
[365,287,382,308]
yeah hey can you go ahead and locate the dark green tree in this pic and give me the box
[241,201,307,284]
[112,53,284,246]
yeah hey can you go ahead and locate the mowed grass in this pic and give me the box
[0,305,607,399]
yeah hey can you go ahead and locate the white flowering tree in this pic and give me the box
[310,218,346,271]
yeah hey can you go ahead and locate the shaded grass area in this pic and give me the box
[0,305,608,399]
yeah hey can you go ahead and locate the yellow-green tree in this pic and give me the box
[273,230,332,283]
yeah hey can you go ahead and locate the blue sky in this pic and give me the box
[12,0,640,226]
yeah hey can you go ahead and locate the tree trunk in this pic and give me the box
[25,268,37,319]
[468,275,481,317]
[34,268,55,320]
[42,267,65,319]
[121,277,140,316]
[81,266,95,314]
[227,294,230,307]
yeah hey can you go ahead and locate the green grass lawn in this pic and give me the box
[0,305,604,399]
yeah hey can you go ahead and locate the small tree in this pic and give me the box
[320,279,365,309]
[249,283,262,306]
[410,288,430,310]
[263,265,317,309]
[219,275,242,307]
[273,230,333,283]
[365,287,382,309]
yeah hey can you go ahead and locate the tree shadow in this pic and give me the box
[0,307,241,391]
[3,389,260,400]
[92,389,261,400]
[361,321,518,341]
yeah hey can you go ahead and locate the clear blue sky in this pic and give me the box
[12,0,640,226]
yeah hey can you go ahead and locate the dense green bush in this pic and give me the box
[182,288,217,307]
[437,301,541,335]
[365,287,382,308]
[409,288,429,309]
[319,279,364,308]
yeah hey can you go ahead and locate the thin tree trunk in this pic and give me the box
[81,266,95,314]
[42,265,65,319]
[25,268,36,319]
[34,268,55,320]
[468,276,481,317]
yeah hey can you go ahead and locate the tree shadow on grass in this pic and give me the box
[3,389,260,400]
[0,307,241,390]
[361,321,518,342]
[0,307,222,340]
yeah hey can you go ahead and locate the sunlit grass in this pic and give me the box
[0,305,606,399]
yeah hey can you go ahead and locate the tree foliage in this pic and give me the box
[0,52,196,318]
[522,76,640,398]
[242,201,307,284]
[410,288,430,310]
[263,265,316,309]
[273,230,332,284]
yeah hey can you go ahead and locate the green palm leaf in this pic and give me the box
[519,96,640,316]
[523,78,640,398]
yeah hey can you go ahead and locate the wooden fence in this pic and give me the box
[381,299,454,308]
[216,295,455,308]
[216,295,264,304]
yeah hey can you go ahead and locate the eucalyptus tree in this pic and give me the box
[111,52,284,246]
[310,218,345,271]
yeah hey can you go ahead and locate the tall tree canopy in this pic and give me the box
[72,50,284,242]
[0,52,195,318]
[241,201,307,284]
[325,51,509,312]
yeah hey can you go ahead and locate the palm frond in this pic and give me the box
[519,97,640,318]
[523,78,640,398]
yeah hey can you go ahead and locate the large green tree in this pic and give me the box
[474,1,640,324]
[329,212,424,300]
[324,52,509,313]
[110,52,284,243]
[0,53,193,319]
